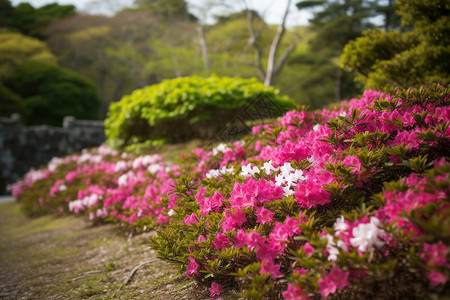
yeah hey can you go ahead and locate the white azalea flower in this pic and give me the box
[334,216,348,234]
[274,163,307,197]
[220,166,235,175]
[240,163,260,177]
[206,169,220,178]
[212,143,230,155]
[350,217,385,252]
[148,164,161,174]
[325,234,339,261]
[114,161,128,172]
[262,160,279,175]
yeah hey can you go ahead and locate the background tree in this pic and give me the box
[0,31,56,79]
[243,0,298,86]
[0,0,14,29]
[12,2,76,39]
[341,0,450,91]
[134,0,196,20]
[45,9,202,116]
[34,0,410,116]
[4,61,101,126]
[291,0,374,106]
[283,0,400,108]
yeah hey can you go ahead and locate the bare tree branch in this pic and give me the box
[245,9,265,80]
[273,43,296,78]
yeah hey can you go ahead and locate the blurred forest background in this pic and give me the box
[0,0,401,126]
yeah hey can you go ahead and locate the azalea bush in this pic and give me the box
[10,84,450,299]
[104,75,296,149]
[10,145,180,231]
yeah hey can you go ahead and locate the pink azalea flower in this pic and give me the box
[195,187,207,208]
[428,270,448,286]
[293,268,308,276]
[303,242,314,256]
[233,229,249,248]
[260,259,283,280]
[391,130,420,150]
[229,180,258,208]
[342,155,361,174]
[295,169,334,208]
[221,209,247,232]
[156,214,168,224]
[65,171,77,182]
[256,206,274,224]
[184,213,199,226]
[270,218,302,245]
[209,282,223,297]
[185,257,199,278]
[282,284,310,300]
[420,241,449,268]
[318,267,349,298]
[401,112,416,127]
[247,231,266,252]
[213,232,231,250]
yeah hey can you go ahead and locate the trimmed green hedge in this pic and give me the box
[105,76,296,148]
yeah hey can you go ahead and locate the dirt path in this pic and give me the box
[0,201,209,299]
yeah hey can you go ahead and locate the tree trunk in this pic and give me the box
[197,25,210,71]
[264,0,292,86]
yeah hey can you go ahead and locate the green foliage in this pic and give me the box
[340,28,422,91]
[289,0,392,106]
[4,61,101,126]
[0,30,56,79]
[0,0,14,29]
[341,0,450,91]
[0,82,26,117]
[134,0,196,21]
[12,2,76,39]
[105,76,295,148]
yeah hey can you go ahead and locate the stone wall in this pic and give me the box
[0,115,106,194]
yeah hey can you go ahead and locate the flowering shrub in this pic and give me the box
[10,145,180,230]
[10,84,450,299]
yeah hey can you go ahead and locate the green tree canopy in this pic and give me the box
[13,2,76,39]
[4,61,101,126]
[341,0,450,91]
[134,0,196,20]
[0,30,56,79]
[0,0,14,29]
[288,0,389,107]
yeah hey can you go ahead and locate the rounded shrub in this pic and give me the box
[4,60,101,126]
[105,76,296,148]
